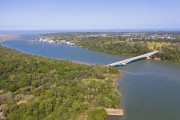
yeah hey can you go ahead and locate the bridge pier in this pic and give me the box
[146,56,151,59]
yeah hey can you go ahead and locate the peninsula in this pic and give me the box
[0,46,121,120]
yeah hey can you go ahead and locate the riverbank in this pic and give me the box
[32,34,180,63]
[77,45,180,64]
[32,36,76,46]
[72,60,94,66]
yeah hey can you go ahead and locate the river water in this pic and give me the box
[1,32,180,120]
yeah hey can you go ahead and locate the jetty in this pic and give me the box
[105,108,124,116]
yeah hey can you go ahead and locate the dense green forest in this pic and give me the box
[0,46,120,120]
[75,36,180,62]
[77,37,151,56]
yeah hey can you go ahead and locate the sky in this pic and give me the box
[1,0,180,30]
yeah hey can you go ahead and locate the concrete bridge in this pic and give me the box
[108,51,158,67]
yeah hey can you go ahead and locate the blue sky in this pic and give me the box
[1,0,180,30]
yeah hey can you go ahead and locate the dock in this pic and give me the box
[105,108,124,116]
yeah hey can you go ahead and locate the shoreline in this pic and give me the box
[71,60,94,66]
[33,35,179,63]
[78,46,180,63]
[1,43,94,67]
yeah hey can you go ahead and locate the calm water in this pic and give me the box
[1,32,180,120]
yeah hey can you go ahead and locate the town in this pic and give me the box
[33,36,76,46]
[38,32,180,43]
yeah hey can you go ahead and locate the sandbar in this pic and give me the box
[0,34,19,41]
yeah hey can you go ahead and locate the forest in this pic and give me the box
[0,46,120,120]
[75,36,180,62]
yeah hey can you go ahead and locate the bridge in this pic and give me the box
[108,51,158,67]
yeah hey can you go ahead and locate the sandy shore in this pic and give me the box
[0,34,19,41]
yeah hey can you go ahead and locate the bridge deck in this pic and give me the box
[108,51,158,67]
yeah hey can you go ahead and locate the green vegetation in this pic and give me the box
[77,38,151,56]
[76,36,180,62]
[87,109,107,120]
[154,45,180,62]
[0,46,120,120]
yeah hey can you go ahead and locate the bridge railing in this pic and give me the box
[108,51,158,67]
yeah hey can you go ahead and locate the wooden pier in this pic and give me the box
[105,108,124,116]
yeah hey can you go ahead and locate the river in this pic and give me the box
[1,31,180,120]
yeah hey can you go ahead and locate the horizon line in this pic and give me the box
[1,28,180,32]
